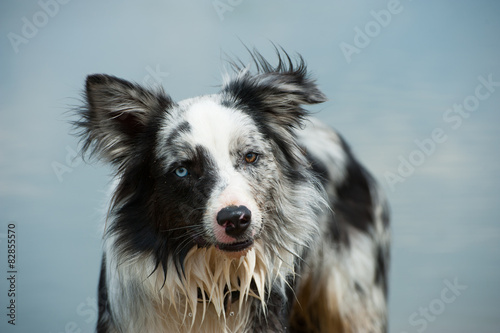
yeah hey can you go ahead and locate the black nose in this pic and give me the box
[217,205,251,238]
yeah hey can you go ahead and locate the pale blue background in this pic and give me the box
[1,1,499,332]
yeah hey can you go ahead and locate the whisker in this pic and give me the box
[160,225,200,233]
[174,229,207,254]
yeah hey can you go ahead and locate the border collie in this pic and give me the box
[75,50,390,332]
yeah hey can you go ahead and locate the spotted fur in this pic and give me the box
[74,49,390,332]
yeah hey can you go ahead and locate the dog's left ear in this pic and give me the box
[222,52,327,129]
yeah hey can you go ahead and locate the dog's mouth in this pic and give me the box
[193,237,254,253]
[215,239,254,252]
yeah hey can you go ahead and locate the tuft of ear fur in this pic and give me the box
[221,48,327,130]
[74,74,173,168]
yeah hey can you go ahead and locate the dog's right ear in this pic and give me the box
[75,74,173,167]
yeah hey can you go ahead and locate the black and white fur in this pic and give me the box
[75,50,390,332]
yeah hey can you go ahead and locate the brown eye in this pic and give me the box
[244,152,258,164]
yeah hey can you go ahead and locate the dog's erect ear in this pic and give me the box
[75,74,173,167]
[222,50,327,129]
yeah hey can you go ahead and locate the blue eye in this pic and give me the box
[174,167,188,178]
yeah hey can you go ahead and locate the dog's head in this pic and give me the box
[76,50,327,281]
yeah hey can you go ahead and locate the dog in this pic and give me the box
[74,49,390,332]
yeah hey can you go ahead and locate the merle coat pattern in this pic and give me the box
[75,50,390,333]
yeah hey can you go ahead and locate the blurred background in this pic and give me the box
[1,1,499,332]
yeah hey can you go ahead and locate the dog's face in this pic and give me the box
[155,96,274,254]
[77,53,327,273]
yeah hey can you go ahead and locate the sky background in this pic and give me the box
[1,0,499,332]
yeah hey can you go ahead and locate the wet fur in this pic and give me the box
[75,49,390,332]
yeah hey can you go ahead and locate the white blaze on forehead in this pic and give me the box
[181,96,262,237]
[182,96,254,162]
